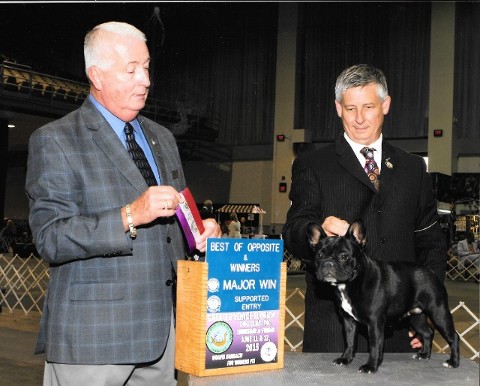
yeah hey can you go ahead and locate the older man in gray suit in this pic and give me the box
[26,22,220,386]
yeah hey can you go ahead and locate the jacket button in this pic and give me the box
[166,279,174,286]
[167,237,172,243]
[380,238,386,244]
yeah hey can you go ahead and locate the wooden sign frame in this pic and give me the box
[175,259,286,377]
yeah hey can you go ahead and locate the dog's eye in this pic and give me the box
[317,253,324,259]
[339,254,349,261]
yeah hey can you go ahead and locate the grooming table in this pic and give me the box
[187,352,478,385]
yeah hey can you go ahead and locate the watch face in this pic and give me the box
[207,295,221,313]
[205,321,234,354]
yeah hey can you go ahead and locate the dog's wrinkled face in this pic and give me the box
[307,220,366,284]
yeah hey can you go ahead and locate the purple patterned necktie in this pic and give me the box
[124,122,157,187]
[360,147,380,190]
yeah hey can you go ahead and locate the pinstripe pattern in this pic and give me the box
[26,98,187,364]
[283,135,447,353]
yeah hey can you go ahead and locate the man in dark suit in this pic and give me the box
[282,64,446,353]
[26,21,220,385]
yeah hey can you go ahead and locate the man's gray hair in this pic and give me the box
[335,64,389,102]
[84,21,146,74]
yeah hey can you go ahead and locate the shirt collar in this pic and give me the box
[88,94,138,137]
[344,133,383,170]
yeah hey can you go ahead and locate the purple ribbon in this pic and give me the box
[176,206,196,253]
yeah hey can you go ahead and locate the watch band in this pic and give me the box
[125,204,137,239]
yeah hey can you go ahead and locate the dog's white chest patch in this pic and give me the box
[337,284,357,321]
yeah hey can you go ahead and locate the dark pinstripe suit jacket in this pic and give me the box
[26,98,187,364]
[282,134,447,352]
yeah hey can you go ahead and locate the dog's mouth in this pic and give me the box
[322,273,338,283]
[317,267,339,283]
[317,262,356,284]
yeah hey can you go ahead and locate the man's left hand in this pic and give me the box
[195,219,222,252]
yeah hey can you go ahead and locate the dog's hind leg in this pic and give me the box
[430,305,460,368]
[409,312,434,361]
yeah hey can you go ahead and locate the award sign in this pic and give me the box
[175,239,286,377]
[205,238,283,370]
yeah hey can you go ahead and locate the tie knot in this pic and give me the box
[124,122,134,135]
[361,147,376,160]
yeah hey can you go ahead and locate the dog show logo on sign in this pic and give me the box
[204,238,283,369]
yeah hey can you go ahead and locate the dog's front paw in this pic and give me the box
[332,357,352,366]
[412,353,431,361]
[358,364,377,373]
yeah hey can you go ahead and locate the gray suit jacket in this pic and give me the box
[26,98,187,364]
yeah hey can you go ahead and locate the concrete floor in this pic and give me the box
[0,276,478,386]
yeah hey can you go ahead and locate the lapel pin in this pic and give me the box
[385,158,393,169]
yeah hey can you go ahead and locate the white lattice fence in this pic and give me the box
[433,301,480,361]
[0,253,49,314]
[284,287,305,352]
[283,249,305,273]
[446,258,480,283]
[284,287,480,361]
[285,251,479,281]
[1,253,478,361]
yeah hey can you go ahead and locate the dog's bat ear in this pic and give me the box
[307,222,326,249]
[347,219,366,245]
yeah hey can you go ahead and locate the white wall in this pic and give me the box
[457,157,480,173]
[229,160,273,229]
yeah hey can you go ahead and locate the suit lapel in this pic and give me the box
[377,142,397,205]
[80,100,149,194]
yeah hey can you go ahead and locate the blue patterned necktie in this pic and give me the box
[360,147,380,190]
[124,122,157,187]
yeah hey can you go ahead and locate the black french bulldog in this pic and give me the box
[307,219,460,373]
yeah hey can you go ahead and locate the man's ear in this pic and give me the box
[87,66,103,90]
[307,222,327,249]
[334,99,342,118]
[382,95,391,115]
[346,219,366,246]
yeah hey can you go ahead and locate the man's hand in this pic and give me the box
[322,216,350,236]
[122,186,183,231]
[409,330,423,349]
[195,218,222,252]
